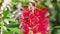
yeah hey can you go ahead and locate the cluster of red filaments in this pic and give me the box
[19,6,50,34]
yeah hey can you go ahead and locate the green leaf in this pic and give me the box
[3,28,23,34]
[2,8,10,20]
[54,26,60,28]
[0,21,4,27]
[49,11,57,21]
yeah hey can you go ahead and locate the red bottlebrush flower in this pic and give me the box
[19,6,50,34]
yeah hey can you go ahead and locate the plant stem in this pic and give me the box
[0,22,3,33]
[1,27,3,34]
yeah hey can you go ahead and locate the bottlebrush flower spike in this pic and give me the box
[19,6,50,34]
